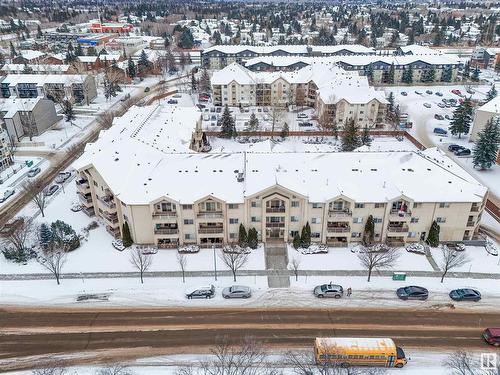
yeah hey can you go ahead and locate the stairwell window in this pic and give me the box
[436,217,446,223]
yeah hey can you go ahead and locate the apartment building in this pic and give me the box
[202,44,375,69]
[470,47,500,69]
[73,107,487,248]
[0,74,97,104]
[0,64,72,75]
[0,127,13,173]
[211,62,387,128]
[244,54,460,84]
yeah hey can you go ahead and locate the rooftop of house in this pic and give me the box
[477,95,500,114]
[0,74,89,86]
[0,63,71,73]
[0,97,45,117]
[203,44,374,55]
[73,103,486,206]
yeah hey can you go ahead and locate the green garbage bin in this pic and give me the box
[25,160,33,167]
[392,272,406,281]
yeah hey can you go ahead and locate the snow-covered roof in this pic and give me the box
[0,64,71,73]
[477,95,500,114]
[1,74,88,86]
[398,44,442,55]
[203,44,373,56]
[77,56,99,63]
[18,49,46,60]
[0,97,44,117]
[73,104,487,206]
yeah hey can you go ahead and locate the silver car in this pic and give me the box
[222,285,251,299]
[314,283,344,299]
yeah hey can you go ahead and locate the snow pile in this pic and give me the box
[294,244,328,254]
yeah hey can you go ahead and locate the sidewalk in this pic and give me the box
[2,268,499,281]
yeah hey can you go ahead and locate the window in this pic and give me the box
[185,234,193,240]
[228,204,239,209]
[436,217,446,223]
[229,233,237,239]
[353,217,363,224]
[251,201,259,208]
[355,203,365,208]
[311,217,320,224]
[374,203,384,208]
[290,230,299,237]
[410,217,419,223]
[184,219,194,225]
[93,181,98,187]
[182,204,193,210]
[251,216,261,222]
[408,232,417,238]
[373,218,383,224]
[312,232,320,238]
[439,202,450,208]
[291,216,299,222]
[351,232,362,238]
[229,218,239,224]
[312,203,321,208]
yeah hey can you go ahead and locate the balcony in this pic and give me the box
[78,192,93,205]
[197,211,223,219]
[103,213,119,225]
[470,206,480,212]
[328,210,352,219]
[152,211,177,220]
[98,195,116,209]
[466,221,476,227]
[266,207,285,213]
[154,228,179,235]
[389,209,411,218]
[327,226,351,233]
[198,227,224,234]
[326,240,348,247]
[266,222,285,228]
[106,225,120,238]
[76,179,90,190]
[387,225,409,233]
[83,206,95,217]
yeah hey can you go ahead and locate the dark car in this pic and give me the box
[426,90,433,95]
[449,288,481,302]
[454,148,471,156]
[433,127,448,135]
[435,92,443,97]
[448,144,465,152]
[401,91,408,96]
[299,122,313,127]
[483,328,500,346]
[314,283,344,298]
[167,99,178,104]
[185,285,215,299]
[43,185,59,196]
[144,87,150,92]
[396,286,429,300]
[434,114,444,120]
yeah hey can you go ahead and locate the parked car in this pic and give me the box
[55,171,71,184]
[112,239,126,251]
[435,92,443,97]
[297,113,308,119]
[70,204,82,212]
[454,148,471,156]
[120,93,131,102]
[299,122,313,127]
[314,283,344,299]
[167,99,178,104]
[485,238,498,256]
[401,91,408,96]
[434,114,444,120]
[185,285,215,299]
[396,286,429,300]
[423,103,432,108]
[222,285,252,299]
[426,90,433,95]
[437,103,446,108]
[449,288,481,302]
[482,328,500,346]
[0,189,15,203]
[448,144,465,152]
[415,90,423,95]
[451,89,462,96]
[445,114,452,120]
[43,185,59,196]
[27,167,41,178]
[144,87,150,92]
[405,243,426,255]
[466,88,475,94]
[433,127,448,135]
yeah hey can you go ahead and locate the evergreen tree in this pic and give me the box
[178,28,194,49]
[293,233,301,249]
[39,223,52,249]
[473,118,500,170]
[388,63,395,84]
[361,125,372,146]
[213,30,222,45]
[190,69,197,92]
[74,43,84,57]
[402,66,414,84]
[280,122,289,139]
[462,61,470,80]
[127,57,136,78]
[218,105,237,138]
[22,63,33,74]
[387,92,395,113]
[122,222,133,247]
[364,63,373,83]
[37,24,42,38]
[363,215,375,245]
[238,223,247,247]
[138,50,150,75]
[449,99,473,138]
[247,228,258,249]
[51,220,80,251]
[300,222,311,248]
[332,122,339,141]
[425,67,436,82]
[0,52,5,68]
[471,67,480,82]
[62,100,75,123]
[86,46,97,56]
[9,42,17,58]
[426,220,440,247]
[486,85,497,102]
[199,68,211,93]
[341,119,361,151]
[247,112,259,131]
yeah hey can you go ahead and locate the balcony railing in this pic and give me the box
[198,227,224,234]
[470,206,480,212]
[387,225,409,233]
[266,222,285,228]
[328,210,352,218]
[266,207,285,213]
[154,228,179,235]
[76,179,89,189]
[106,225,120,237]
[98,196,116,209]
[466,221,476,227]
[389,209,411,218]
[83,206,95,217]
[197,211,223,218]
[78,193,93,205]
[103,214,119,225]
[152,211,177,218]
[326,240,348,247]
[327,226,350,233]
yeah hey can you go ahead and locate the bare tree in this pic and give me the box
[443,350,479,375]
[97,111,115,129]
[289,256,301,281]
[269,104,284,139]
[22,179,47,217]
[177,251,188,283]
[130,248,153,284]
[32,361,67,375]
[220,246,249,282]
[96,364,134,375]
[37,250,67,285]
[0,217,34,256]
[439,246,470,283]
[357,245,400,282]
[19,110,38,141]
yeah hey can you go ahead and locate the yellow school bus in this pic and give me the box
[314,337,408,368]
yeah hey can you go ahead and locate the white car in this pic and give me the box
[112,239,126,251]
[55,171,71,184]
[423,103,432,108]
[0,189,15,203]
[70,204,82,212]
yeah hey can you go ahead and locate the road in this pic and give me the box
[0,306,498,372]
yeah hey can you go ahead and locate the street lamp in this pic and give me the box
[213,244,217,281]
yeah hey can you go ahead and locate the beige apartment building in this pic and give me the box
[74,117,487,248]
[211,62,388,128]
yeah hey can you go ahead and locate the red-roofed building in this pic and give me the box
[90,22,133,33]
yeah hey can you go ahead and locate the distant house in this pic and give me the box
[12,50,47,64]
[0,64,72,75]
[0,97,61,142]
